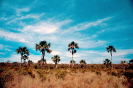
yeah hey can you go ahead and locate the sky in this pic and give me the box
[0,0,133,64]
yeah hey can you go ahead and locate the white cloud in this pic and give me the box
[0,52,5,55]
[5,48,12,51]
[0,44,3,50]
[0,54,21,62]
[0,17,7,20]
[22,19,71,35]
[61,17,112,34]
[7,13,44,24]
[51,51,62,55]
[23,23,57,34]
[77,40,107,48]
[0,30,29,43]
[15,7,30,16]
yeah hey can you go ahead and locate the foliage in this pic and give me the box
[16,47,30,60]
[129,59,133,64]
[51,55,60,63]
[106,46,116,53]
[37,69,47,81]
[55,70,67,80]
[17,67,35,78]
[36,41,52,53]
[36,41,52,66]
[70,60,76,64]
[103,59,111,68]
[68,41,79,55]
[0,70,14,88]
[18,68,28,75]
[95,71,101,75]
[80,59,87,65]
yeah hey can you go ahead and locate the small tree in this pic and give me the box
[129,59,133,64]
[36,41,52,66]
[103,59,111,68]
[28,60,33,67]
[129,59,133,70]
[51,55,60,68]
[106,45,116,69]
[80,59,86,68]
[68,41,79,68]
[16,47,30,68]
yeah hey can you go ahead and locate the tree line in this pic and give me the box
[16,40,132,69]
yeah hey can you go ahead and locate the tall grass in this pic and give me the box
[0,63,132,88]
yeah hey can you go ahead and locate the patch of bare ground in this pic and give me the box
[5,70,128,88]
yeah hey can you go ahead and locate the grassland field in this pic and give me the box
[0,63,133,88]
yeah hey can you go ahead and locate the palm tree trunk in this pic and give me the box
[70,49,74,68]
[41,50,45,67]
[20,55,22,68]
[111,52,113,69]
[20,58,22,68]
[55,61,57,68]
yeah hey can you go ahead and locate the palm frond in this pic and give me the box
[36,44,41,51]
[16,49,20,54]
[68,48,70,51]
[46,49,52,53]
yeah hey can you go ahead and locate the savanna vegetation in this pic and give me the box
[0,41,133,88]
[0,63,133,88]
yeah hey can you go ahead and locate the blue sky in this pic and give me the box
[0,0,133,64]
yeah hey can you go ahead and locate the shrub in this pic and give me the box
[55,70,67,80]
[37,69,47,81]
[18,69,28,75]
[111,71,117,76]
[14,67,19,71]
[34,65,39,69]
[50,66,54,69]
[0,71,14,88]
[95,71,101,75]
[27,68,35,78]
[0,68,4,73]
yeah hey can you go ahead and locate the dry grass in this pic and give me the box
[4,69,128,88]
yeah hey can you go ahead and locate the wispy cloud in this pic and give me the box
[0,52,5,55]
[15,7,30,16]
[21,19,71,34]
[7,13,44,24]
[77,40,107,48]
[0,30,29,43]
[0,44,3,50]
[61,17,112,35]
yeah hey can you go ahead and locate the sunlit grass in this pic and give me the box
[0,63,132,88]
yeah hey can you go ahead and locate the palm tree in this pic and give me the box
[103,59,111,68]
[51,55,60,68]
[28,60,33,66]
[106,45,116,69]
[70,60,76,67]
[68,41,79,68]
[42,58,46,64]
[80,59,86,68]
[129,59,133,64]
[70,60,76,64]
[36,41,52,66]
[16,47,30,68]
